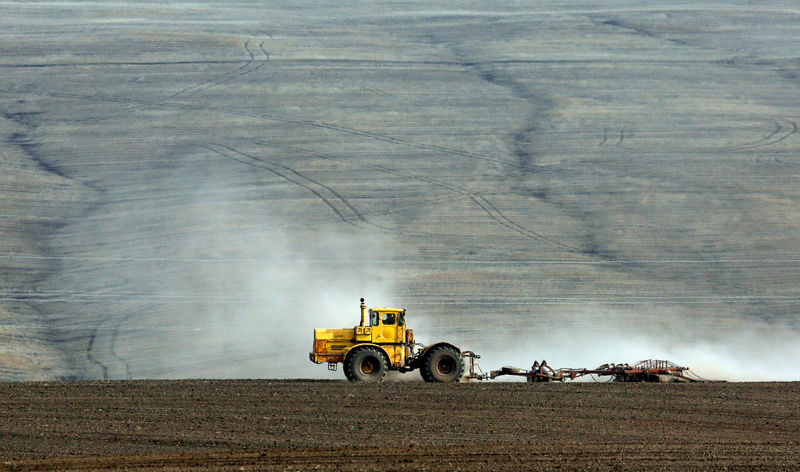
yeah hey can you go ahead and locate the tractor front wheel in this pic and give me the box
[344,347,388,382]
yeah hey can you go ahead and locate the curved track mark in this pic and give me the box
[251,138,582,252]
[202,143,399,235]
[163,38,258,101]
[72,36,270,124]
[717,118,797,151]
[168,39,270,102]
[769,119,797,145]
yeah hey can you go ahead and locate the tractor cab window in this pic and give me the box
[397,312,405,326]
[381,312,396,325]
[370,310,380,326]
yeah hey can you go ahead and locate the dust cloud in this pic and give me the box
[441,306,800,382]
[128,179,402,379]
[116,177,799,382]
[150,187,800,382]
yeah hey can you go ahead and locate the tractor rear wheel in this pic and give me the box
[419,363,434,382]
[422,346,464,383]
[344,347,388,382]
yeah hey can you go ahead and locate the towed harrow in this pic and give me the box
[463,355,710,383]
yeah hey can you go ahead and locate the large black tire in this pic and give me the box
[419,362,434,382]
[422,346,464,383]
[343,347,388,382]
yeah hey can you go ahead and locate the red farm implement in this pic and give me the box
[490,359,707,383]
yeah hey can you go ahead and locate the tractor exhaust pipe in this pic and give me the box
[360,297,367,327]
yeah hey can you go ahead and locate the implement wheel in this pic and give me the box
[344,347,388,382]
[422,346,464,383]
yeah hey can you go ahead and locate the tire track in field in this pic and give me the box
[598,128,608,146]
[597,128,624,147]
[751,118,797,147]
[715,118,798,151]
[201,143,402,235]
[771,119,798,145]
[160,38,257,101]
[250,138,582,251]
[69,36,270,124]
[163,38,271,102]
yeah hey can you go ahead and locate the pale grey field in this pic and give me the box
[1,1,799,381]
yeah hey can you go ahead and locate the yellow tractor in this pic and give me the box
[309,298,465,382]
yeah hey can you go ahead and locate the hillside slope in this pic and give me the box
[1,1,798,380]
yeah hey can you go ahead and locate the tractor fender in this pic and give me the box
[343,343,391,366]
[412,342,461,368]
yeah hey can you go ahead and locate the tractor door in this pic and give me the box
[369,310,407,367]
[396,311,406,344]
[370,310,404,344]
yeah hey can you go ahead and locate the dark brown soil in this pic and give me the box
[1,380,798,471]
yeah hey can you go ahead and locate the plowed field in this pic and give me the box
[1,380,798,471]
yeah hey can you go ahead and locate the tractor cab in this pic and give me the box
[369,308,407,344]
